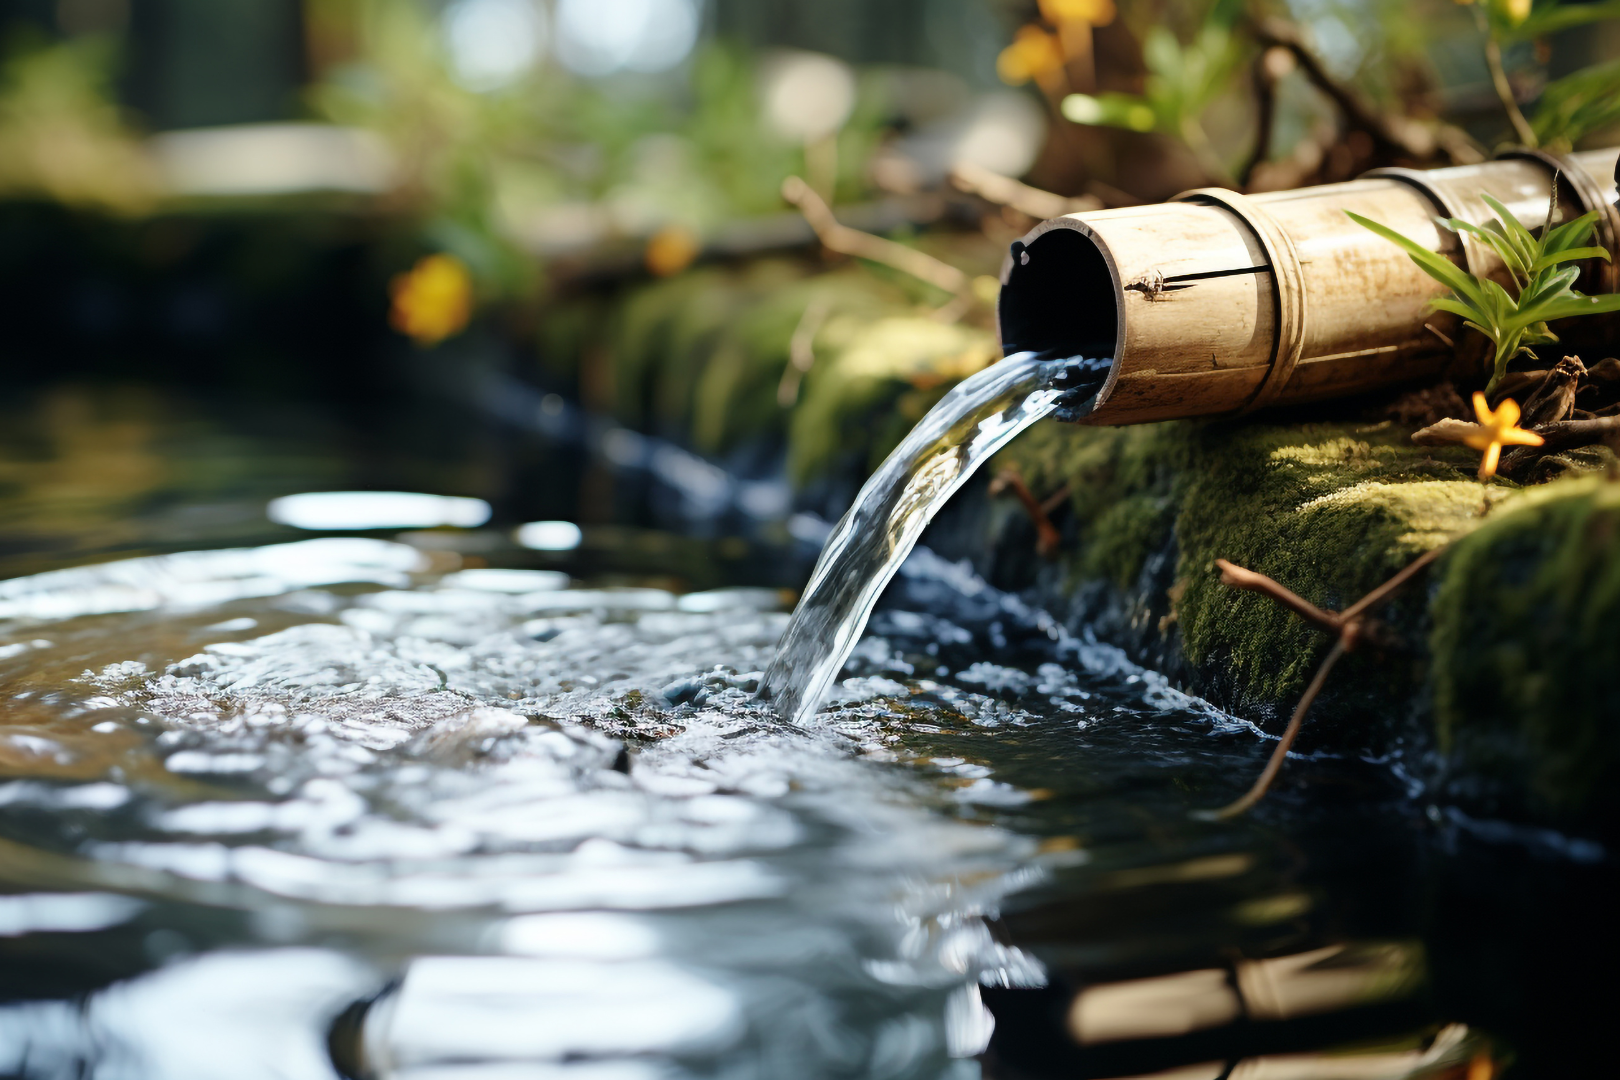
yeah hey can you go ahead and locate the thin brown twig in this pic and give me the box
[1215,559,1341,634]
[1204,543,1450,818]
[1424,322,1456,349]
[1519,414,1620,453]
[1250,18,1482,165]
[1478,11,1538,149]
[782,176,969,296]
[777,298,830,408]
[1498,414,1620,478]
[1209,639,1348,820]
[1039,483,1072,516]
[1414,408,1620,480]
[1240,49,1280,188]
[949,162,1100,221]
[928,290,979,324]
[1340,545,1448,623]
[989,468,1063,558]
[1085,179,1146,208]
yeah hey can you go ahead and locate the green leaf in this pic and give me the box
[1506,0,1620,41]
[1530,246,1611,273]
[1346,211,1490,309]
[1542,210,1601,255]
[1453,219,1530,282]
[1479,194,1537,266]
[1517,265,1581,311]
[1483,278,1520,322]
[1510,271,1593,328]
[1527,292,1620,321]
[1534,59,1620,146]
[1428,296,1487,323]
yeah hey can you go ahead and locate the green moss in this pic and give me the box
[999,418,1487,707]
[610,269,736,428]
[999,420,1181,589]
[598,261,950,454]
[689,269,898,452]
[1429,475,1620,817]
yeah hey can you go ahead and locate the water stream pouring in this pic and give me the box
[760,354,1108,725]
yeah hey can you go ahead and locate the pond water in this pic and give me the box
[0,385,1610,1079]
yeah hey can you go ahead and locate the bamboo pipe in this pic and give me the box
[997,148,1620,424]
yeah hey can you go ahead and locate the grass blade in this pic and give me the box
[1480,194,1537,267]
[1543,211,1601,255]
[1530,246,1611,273]
[1427,296,1486,323]
[1453,220,1530,282]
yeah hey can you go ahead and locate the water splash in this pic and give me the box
[762,352,1107,726]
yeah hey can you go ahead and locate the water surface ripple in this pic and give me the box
[0,531,1603,1077]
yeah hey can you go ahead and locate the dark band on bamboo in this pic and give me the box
[1175,187,1310,414]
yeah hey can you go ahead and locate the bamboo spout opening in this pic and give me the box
[998,223,1120,367]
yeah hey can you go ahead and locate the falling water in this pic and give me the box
[762,351,1109,725]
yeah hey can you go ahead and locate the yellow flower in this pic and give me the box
[644,224,701,277]
[1464,392,1544,480]
[1490,0,1532,26]
[998,25,1066,86]
[1039,0,1117,27]
[390,254,473,347]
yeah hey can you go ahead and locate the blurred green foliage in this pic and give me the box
[1532,59,1620,151]
[304,0,896,299]
[1062,24,1244,180]
[0,32,155,210]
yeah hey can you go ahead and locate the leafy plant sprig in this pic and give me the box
[1532,58,1620,150]
[1348,187,1620,391]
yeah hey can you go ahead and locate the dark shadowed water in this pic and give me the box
[0,384,1610,1080]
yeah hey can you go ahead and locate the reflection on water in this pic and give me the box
[0,385,1610,1078]
[0,539,1044,1079]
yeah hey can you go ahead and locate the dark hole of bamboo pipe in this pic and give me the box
[999,227,1119,367]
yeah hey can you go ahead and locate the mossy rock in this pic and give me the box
[1430,475,1620,826]
[962,415,1620,828]
[594,260,994,459]
[991,417,1485,721]
[537,230,1007,464]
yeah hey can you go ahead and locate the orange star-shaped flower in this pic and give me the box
[1464,391,1544,480]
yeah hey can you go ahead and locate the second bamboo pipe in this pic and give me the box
[997,148,1620,424]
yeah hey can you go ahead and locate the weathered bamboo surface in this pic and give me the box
[999,148,1620,425]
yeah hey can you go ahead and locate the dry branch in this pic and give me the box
[1210,639,1347,820]
[1250,18,1483,165]
[1206,545,1447,818]
[989,469,1063,558]
[781,176,969,296]
[949,162,1101,221]
[777,298,830,408]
